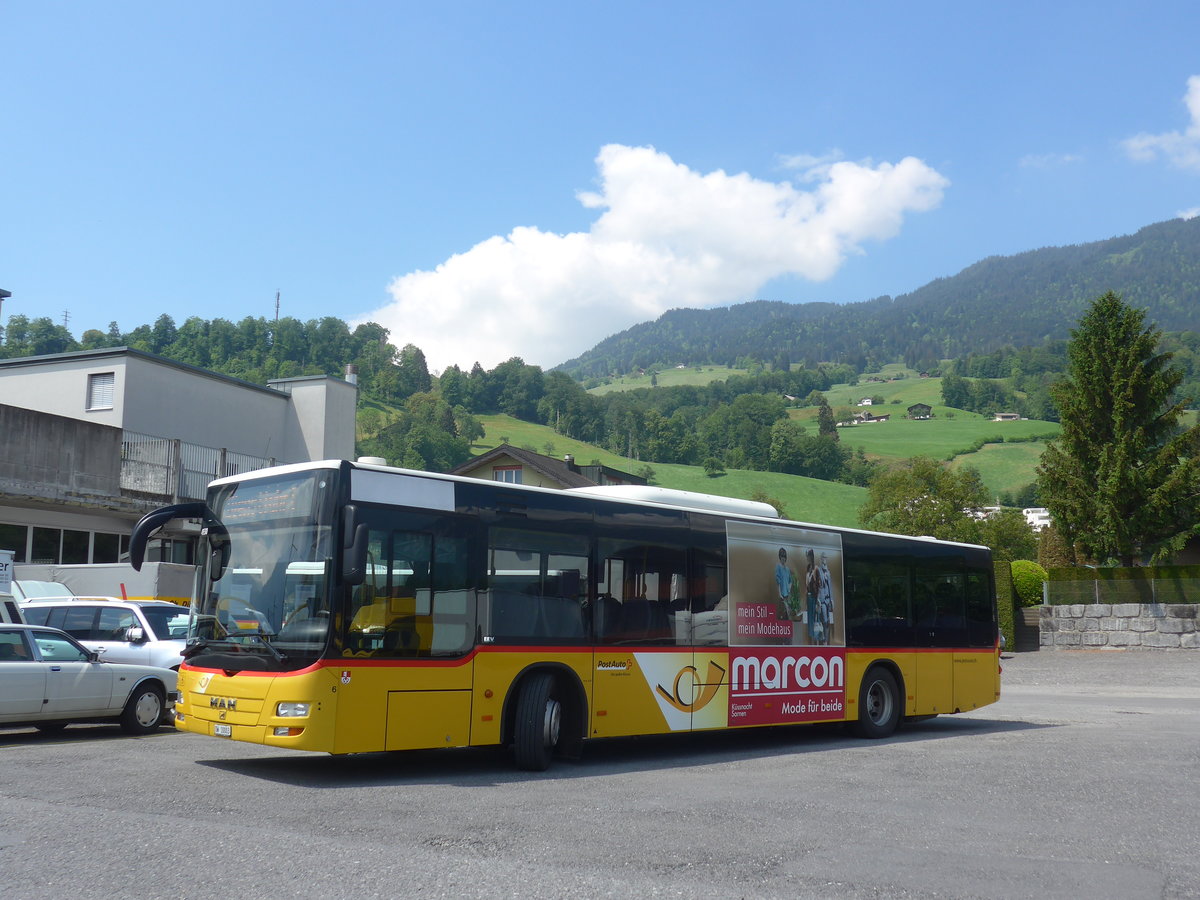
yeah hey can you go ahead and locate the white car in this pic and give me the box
[20,598,189,670]
[10,580,74,602]
[0,624,178,735]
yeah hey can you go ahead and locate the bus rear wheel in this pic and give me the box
[514,672,562,771]
[852,667,901,739]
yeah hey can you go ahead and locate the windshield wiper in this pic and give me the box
[234,630,288,662]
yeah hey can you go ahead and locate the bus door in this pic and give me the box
[591,538,693,738]
[912,575,955,715]
[953,572,1000,712]
[341,512,477,753]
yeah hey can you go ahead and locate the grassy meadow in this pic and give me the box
[788,368,1058,498]
[364,365,1062,526]
[587,364,754,394]
[473,414,867,528]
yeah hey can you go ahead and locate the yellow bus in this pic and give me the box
[129,459,1001,770]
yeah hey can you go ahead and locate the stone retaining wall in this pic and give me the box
[1039,603,1200,649]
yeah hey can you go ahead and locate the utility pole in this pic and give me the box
[275,291,280,322]
[62,309,71,329]
[0,289,10,345]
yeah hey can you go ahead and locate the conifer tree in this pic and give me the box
[817,400,838,441]
[1036,292,1200,565]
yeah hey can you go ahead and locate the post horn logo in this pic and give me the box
[655,660,727,713]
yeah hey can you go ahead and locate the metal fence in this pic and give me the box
[120,432,275,502]
[1046,578,1200,605]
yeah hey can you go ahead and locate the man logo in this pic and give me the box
[655,661,727,713]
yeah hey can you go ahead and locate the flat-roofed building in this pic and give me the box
[0,347,356,566]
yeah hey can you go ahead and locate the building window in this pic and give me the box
[86,372,115,411]
[62,530,90,564]
[0,523,133,565]
[31,527,60,564]
[493,466,522,484]
[0,523,28,563]
[93,532,121,564]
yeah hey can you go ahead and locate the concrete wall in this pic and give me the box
[0,354,129,428]
[267,375,358,461]
[0,404,126,509]
[122,355,292,460]
[1039,604,1200,649]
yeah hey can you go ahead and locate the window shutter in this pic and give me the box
[87,372,115,410]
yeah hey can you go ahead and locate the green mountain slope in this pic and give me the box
[472,415,867,528]
[558,216,1200,378]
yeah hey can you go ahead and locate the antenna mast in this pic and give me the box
[275,291,280,322]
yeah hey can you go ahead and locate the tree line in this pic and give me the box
[870,292,1200,566]
[0,312,871,484]
[557,216,1200,382]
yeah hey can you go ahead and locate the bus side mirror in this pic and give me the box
[343,505,368,586]
[208,538,230,582]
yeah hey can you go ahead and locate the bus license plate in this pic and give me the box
[213,723,232,737]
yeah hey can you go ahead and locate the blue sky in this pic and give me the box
[3,2,1199,372]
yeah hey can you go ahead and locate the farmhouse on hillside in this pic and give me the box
[448,444,646,490]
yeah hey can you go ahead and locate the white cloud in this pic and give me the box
[1019,152,1083,168]
[1180,207,1200,221]
[360,144,948,372]
[1122,75,1200,172]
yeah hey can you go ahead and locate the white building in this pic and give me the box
[0,347,357,567]
[1023,507,1052,531]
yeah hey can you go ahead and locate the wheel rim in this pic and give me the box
[865,679,893,726]
[134,691,162,728]
[543,698,562,749]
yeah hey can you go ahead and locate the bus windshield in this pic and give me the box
[190,469,338,671]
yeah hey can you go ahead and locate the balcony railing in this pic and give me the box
[120,432,275,502]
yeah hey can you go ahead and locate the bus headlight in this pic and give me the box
[276,702,311,717]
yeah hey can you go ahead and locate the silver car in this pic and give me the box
[0,624,177,734]
[20,599,189,670]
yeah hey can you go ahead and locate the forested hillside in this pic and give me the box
[557,216,1200,379]
[3,215,1196,498]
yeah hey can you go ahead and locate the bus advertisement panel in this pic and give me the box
[726,520,846,727]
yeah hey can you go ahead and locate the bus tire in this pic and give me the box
[852,666,900,739]
[514,672,562,771]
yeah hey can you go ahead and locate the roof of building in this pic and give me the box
[448,444,605,489]
[0,346,354,397]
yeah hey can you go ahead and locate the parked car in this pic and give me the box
[0,624,177,734]
[10,580,74,602]
[1,595,26,624]
[20,598,189,670]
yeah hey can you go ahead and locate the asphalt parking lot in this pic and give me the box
[2,650,1199,900]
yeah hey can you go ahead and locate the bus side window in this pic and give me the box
[845,561,912,647]
[964,573,996,646]
[484,527,589,644]
[346,523,474,658]
[596,539,685,645]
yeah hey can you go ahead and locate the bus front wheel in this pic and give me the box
[514,672,562,771]
[852,667,901,739]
